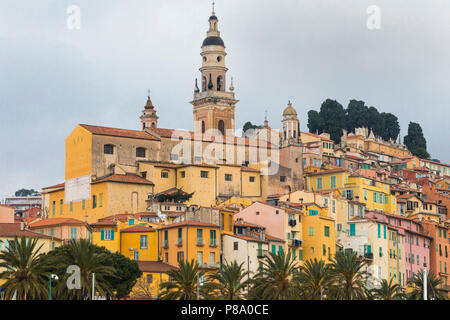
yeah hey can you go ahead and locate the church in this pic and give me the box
[41,9,304,223]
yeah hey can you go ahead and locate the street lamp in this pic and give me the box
[49,273,59,300]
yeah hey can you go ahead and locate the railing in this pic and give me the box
[175,238,183,246]
[291,239,302,247]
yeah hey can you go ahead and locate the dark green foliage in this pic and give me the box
[156,188,194,203]
[404,122,430,159]
[243,121,263,134]
[407,270,448,300]
[308,99,401,144]
[14,189,40,196]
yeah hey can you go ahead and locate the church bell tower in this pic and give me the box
[190,8,238,136]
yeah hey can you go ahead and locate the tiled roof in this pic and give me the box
[121,225,156,233]
[301,132,333,142]
[228,234,267,243]
[42,183,65,190]
[158,220,219,230]
[149,128,274,148]
[137,261,177,273]
[265,233,285,243]
[0,223,59,239]
[80,124,160,141]
[305,168,348,176]
[29,218,86,228]
[92,174,154,185]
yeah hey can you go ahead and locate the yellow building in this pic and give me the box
[130,261,176,299]
[42,174,155,224]
[158,221,220,270]
[305,170,394,214]
[301,203,336,263]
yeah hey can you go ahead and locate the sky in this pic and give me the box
[1,0,450,200]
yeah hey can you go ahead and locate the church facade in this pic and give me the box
[41,10,304,223]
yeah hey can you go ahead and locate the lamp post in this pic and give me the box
[92,273,95,300]
[49,273,59,300]
[423,268,427,300]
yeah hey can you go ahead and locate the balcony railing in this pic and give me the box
[175,238,183,246]
[288,219,297,227]
[291,239,302,247]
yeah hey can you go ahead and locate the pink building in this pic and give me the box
[0,205,14,223]
[28,218,91,243]
[366,211,431,283]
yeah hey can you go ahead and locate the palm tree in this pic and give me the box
[249,250,300,300]
[0,237,48,300]
[203,260,250,300]
[371,278,405,300]
[46,239,115,300]
[159,259,205,300]
[294,258,332,300]
[328,251,369,300]
[407,270,448,300]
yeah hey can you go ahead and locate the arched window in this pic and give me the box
[104,144,114,155]
[217,76,223,91]
[201,121,206,134]
[218,120,225,135]
[202,77,207,91]
[151,122,155,128]
[142,123,146,130]
[136,147,146,158]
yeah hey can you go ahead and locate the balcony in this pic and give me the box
[162,240,168,248]
[209,240,217,247]
[291,239,302,247]
[288,219,297,227]
[360,252,373,261]
[196,238,205,246]
[175,238,183,246]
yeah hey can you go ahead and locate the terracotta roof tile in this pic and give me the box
[29,218,86,228]
[121,225,156,233]
[265,233,285,243]
[92,174,154,185]
[159,220,219,230]
[0,223,60,239]
[80,124,160,141]
[137,261,177,273]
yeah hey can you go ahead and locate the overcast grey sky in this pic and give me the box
[1,0,449,200]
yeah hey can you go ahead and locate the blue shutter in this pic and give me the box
[383,225,387,239]
[111,230,115,241]
[350,224,355,236]
[377,224,381,238]
[101,230,105,240]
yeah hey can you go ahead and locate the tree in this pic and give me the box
[156,188,194,204]
[294,258,332,300]
[203,260,250,300]
[14,189,40,197]
[159,259,204,300]
[248,250,300,300]
[409,147,430,159]
[371,278,405,300]
[380,112,400,141]
[345,100,368,133]
[404,122,429,158]
[243,122,262,134]
[0,237,48,300]
[43,239,116,300]
[407,270,448,300]
[132,276,156,299]
[328,251,369,300]
[318,99,346,144]
[307,110,322,134]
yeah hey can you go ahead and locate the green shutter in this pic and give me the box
[349,224,355,236]
[383,225,387,239]
[101,230,105,240]
[299,249,303,260]
[111,230,114,241]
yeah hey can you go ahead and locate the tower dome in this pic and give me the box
[283,101,298,117]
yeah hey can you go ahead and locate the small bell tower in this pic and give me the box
[140,91,158,130]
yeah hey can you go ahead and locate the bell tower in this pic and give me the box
[140,91,158,130]
[190,9,238,135]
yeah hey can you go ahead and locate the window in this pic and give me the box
[228,215,232,232]
[271,245,276,254]
[278,245,283,255]
[82,200,85,210]
[104,144,114,155]
[379,247,383,257]
[323,244,326,256]
[299,249,303,260]
[337,224,342,232]
[309,227,314,236]
[134,251,139,261]
[136,147,146,158]
[317,177,323,189]
[146,274,153,283]
[234,242,238,250]
[129,219,135,225]
[177,251,184,262]
[70,228,77,240]
[161,171,169,178]
[170,154,178,161]
[210,252,215,266]
[70,201,73,212]
[324,226,330,237]
[280,176,286,182]
[197,251,203,265]
[383,225,387,239]
[60,199,63,215]
[180,171,185,178]
[332,200,336,213]
[50,229,54,237]
[364,190,368,201]
[201,171,209,178]
[225,174,232,181]
[140,235,148,249]
[331,176,336,188]
[210,230,216,246]
[249,176,255,182]
[99,193,103,207]
[349,224,355,236]
[197,229,203,245]
[102,230,114,241]
[92,195,97,209]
